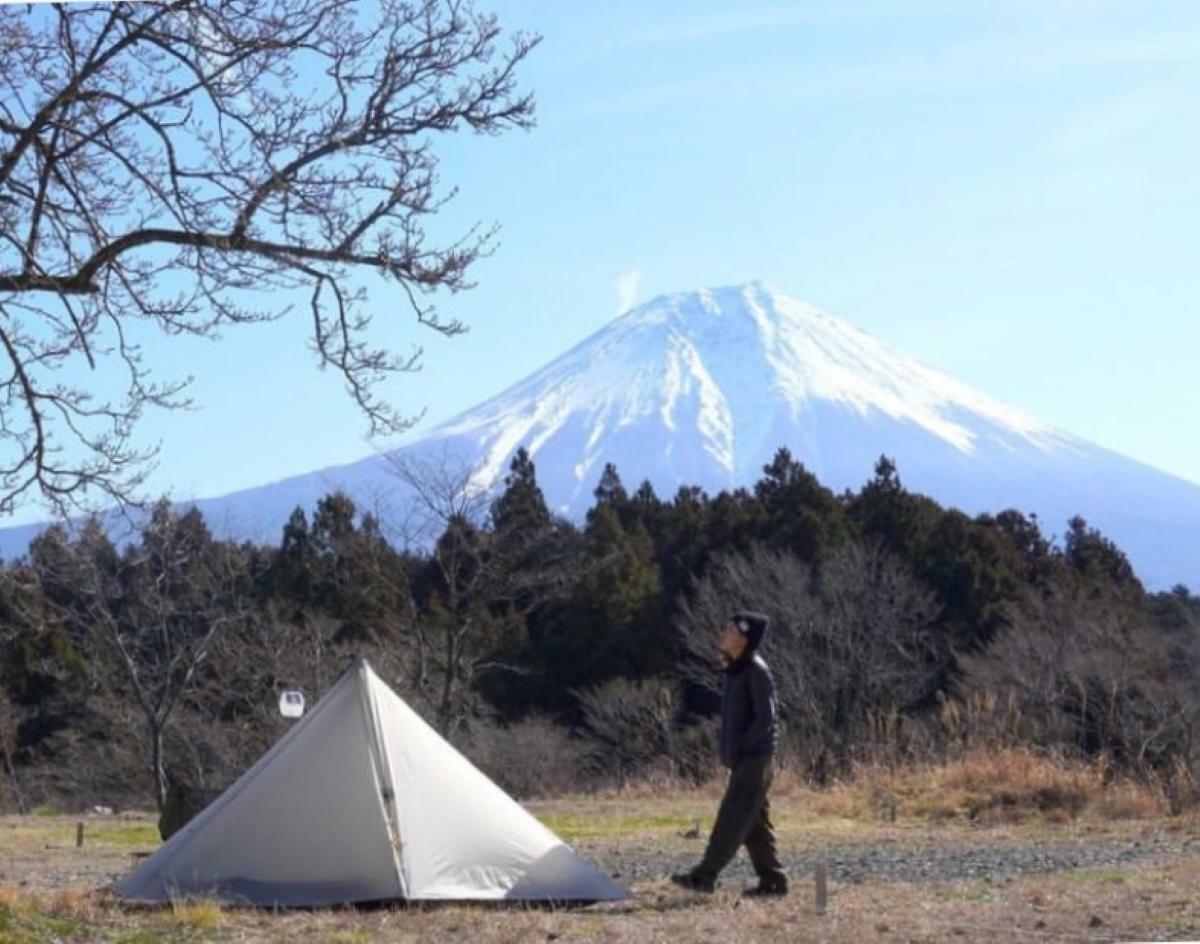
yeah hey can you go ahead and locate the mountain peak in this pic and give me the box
[429,282,1071,501]
[3,280,1198,589]
[619,281,864,346]
[620,280,785,322]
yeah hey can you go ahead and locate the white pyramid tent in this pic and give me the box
[115,660,629,906]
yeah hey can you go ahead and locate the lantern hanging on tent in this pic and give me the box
[279,691,305,718]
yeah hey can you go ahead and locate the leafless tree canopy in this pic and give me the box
[382,450,589,736]
[0,0,537,515]
[678,541,945,774]
[960,582,1200,778]
[30,505,257,811]
[576,676,679,788]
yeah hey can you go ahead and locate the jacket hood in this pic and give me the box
[731,610,770,654]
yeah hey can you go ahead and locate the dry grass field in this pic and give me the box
[2,751,1198,943]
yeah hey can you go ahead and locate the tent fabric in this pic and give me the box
[372,671,621,900]
[115,661,628,906]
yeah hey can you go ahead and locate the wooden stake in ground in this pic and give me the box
[815,861,827,915]
[76,822,84,848]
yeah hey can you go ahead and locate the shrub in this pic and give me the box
[459,715,585,799]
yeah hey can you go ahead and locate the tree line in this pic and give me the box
[1,448,1197,811]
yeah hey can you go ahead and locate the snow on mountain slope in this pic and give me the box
[2,282,1197,589]
[430,282,1078,495]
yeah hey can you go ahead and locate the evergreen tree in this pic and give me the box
[491,448,551,535]
[591,463,628,512]
[704,488,761,562]
[1146,584,1200,635]
[754,447,848,560]
[274,507,315,607]
[844,455,939,552]
[1064,515,1143,594]
[526,498,663,712]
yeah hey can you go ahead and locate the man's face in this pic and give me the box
[717,622,748,664]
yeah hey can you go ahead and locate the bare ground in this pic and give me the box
[2,792,1198,943]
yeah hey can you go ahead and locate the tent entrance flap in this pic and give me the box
[356,661,408,898]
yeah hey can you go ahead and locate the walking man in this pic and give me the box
[672,610,788,896]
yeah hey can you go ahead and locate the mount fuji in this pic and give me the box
[2,281,1197,589]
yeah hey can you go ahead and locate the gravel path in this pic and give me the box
[588,831,1199,887]
[5,815,1197,895]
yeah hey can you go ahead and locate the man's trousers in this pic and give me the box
[693,754,786,886]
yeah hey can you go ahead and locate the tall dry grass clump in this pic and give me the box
[836,748,1168,824]
[0,885,101,919]
[169,897,224,931]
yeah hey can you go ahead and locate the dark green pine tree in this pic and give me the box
[629,479,662,533]
[704,488,761,561]
[273,507,316,614]
[591,463,628,513]
[488,449,556,667]
[989,509,1052,562]
[918,508,1019,652]
[308,491,400,641]
[1063,515,1143,595]
[653,485,713,607]
[311,492,359,555]
[491,448,551,536]
[310,493,360,612]
[844,454,940,553]
[524,472,664,710]
[575,501,664,680]
[1146,584,1200,635]
[1,524,92,745]
[753,447,848,560]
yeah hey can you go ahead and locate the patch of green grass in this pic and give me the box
[1065,868,1129,885]
[945,880,996,902]
[38,915,83,937]
[326,931,373,944]
[88,823,160,847]
[114,929,187,944]
[31,804,60,818]
[0,907,85,944]
[537,811,699,841]
[0,925,42,944]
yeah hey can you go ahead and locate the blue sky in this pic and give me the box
[22,0,1200,523]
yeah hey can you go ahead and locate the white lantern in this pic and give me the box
[279,690,305,718]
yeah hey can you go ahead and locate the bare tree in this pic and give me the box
[576,676,679,789]
[457,714,584,799]
[181,599,414,790]
[677,541,944,776]
[384,450,581,736]
[0,683,26,813]
[0,1,537,515]
[384,449,490,730]
[39,505,257,811]
[960,581,1200,781]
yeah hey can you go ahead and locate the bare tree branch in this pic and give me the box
[0,0,538,516]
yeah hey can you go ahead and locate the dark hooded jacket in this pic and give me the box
[717,611,779,768]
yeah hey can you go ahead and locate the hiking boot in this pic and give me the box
[743,879,788,898]
[670,871,715,893]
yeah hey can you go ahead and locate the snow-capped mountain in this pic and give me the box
[434,280,1078,503]
[2,282,1198,589]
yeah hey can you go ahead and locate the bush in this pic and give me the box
[459,715,585,799]
[576,677,682,789]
